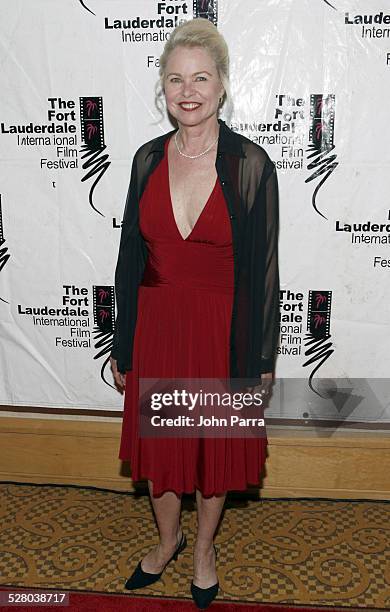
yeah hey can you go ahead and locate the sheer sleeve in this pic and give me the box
[109,137,165,373]
[259,161,280,374]
[110,153,145,373]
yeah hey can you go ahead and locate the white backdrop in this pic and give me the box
[0,0,389,424]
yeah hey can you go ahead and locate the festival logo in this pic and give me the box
[193,0,218,25]
[79,97,111,217]
[305,94,338,219]
[79,1,189,37]
[278,289,334,396]
[0,195,11,305]
[0,95,111,217]
[303,290,334,395]
[233,92,337,196]
[92,285,116,387]
[16,282,117,388]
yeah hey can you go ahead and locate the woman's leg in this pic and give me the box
[193,489,226,587]
[140,479,183,573]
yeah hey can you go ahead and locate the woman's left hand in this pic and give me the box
[258,371,273,399]
[245,371,274,398]
[260,371,273,381]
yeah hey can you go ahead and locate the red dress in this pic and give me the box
[119,136,268,497]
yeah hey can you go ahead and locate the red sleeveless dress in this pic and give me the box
[119,136,268,497]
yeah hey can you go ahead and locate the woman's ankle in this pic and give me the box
[159,525,183,551]
[194,540,215,555]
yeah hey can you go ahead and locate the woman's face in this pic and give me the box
[164,45,224,127]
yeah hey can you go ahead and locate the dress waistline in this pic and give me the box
[139,281,233,295]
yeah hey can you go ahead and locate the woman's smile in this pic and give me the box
[178,102,202,111]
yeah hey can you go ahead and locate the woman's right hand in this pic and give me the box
[110,357,126,393]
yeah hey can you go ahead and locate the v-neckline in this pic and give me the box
[165,136,218,242]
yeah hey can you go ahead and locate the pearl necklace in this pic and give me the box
[174,129,219,159]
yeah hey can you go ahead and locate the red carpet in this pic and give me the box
[0,588,383,611]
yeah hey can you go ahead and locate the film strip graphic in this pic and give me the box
[79,97,105,151]
[307,290,332,339]
[193,0,218,25]
[309,94,335,152]
[305,94,338,218]
[93,285,115,333]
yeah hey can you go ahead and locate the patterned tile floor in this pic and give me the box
[0,483,389,608]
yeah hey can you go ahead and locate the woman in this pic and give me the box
[110,18,280,609]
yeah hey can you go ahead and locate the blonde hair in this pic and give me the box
[154,18,233,123]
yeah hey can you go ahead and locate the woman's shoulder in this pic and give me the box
[234,131,276,183]
[133,128,176,163]
[237,130,273,165]
[221,120,274,170]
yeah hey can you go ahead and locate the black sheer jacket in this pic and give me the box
[111,118,280,383]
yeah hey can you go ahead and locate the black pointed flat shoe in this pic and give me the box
[124,531,187,590]
[190,544,219,609]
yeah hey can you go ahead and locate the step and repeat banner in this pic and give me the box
[0,0,389,424]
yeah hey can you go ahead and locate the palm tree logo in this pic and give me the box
[98,288,109,303]
[316,99,323,114]
[315,122,323,140]
[86,123,98,139]
[98,309,110,322]
[315,293,327,308]
[86,99,97,116]
[313,313,326,329]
